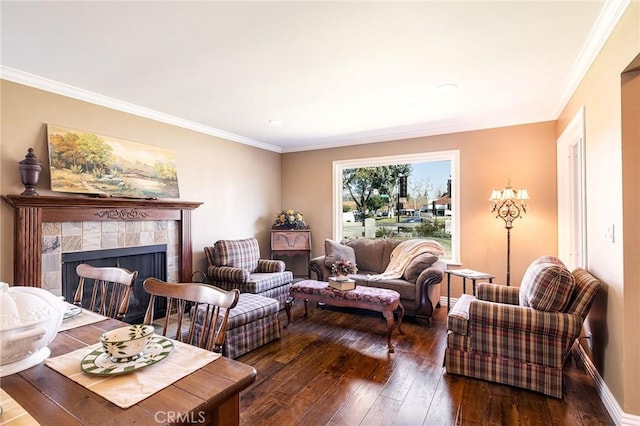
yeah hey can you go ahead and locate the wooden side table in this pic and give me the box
[445,268,494,311]
[270,229,311,277]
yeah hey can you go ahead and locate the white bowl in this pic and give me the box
[0,283,66,375]
[99,324,154,362]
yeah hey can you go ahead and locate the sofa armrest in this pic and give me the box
[207,265,250,283]
[416,260,445,288]
[414,260,446,320]
[476,283,520,305]
[256,258,286,273]
[468,299,582,366]
[309,256,331,281]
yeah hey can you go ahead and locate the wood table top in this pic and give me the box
[1,318,257,425]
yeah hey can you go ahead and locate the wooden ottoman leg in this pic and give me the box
[382,308,396,353]
[284,296,293,328]
[397,302,405,335]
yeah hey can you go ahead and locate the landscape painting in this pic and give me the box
[47,124,180,199]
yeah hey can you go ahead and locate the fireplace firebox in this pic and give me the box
[62,244,167,324]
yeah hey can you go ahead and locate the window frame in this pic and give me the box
[332,150,460,264]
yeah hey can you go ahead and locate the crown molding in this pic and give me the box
[1,0,630,154]
[554,0,632,117]
[282,114,554,153]
[0,66,282,153]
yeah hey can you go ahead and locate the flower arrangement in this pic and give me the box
[273,209,308,229]
[331,259,358,276]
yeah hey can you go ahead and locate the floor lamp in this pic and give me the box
[489,181,529,286]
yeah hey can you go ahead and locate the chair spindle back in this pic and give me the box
[142,278,240,353]
[74,263,138,320]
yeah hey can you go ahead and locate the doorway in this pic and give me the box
[557,107,586,270]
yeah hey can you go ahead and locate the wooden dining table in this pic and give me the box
[1,317,257,425]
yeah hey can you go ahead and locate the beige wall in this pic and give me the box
[621,67,640,415]
[1,3,638,415]
[282,121,559,300]
[0,80,283,282]
[556,1,639,415]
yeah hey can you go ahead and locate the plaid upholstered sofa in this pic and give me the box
[445,256,601,398]
[205,238,293,309]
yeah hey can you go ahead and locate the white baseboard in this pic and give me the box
[573,345,640,425]
[441,296,640,424]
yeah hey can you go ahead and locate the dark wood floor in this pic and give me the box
[236,302,614,425]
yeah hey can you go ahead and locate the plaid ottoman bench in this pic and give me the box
[193,292,281,359]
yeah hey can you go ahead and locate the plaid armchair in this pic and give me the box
[205,238,293,309]
[445,256,601,398]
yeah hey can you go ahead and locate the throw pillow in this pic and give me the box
[520,256,575,312]
[519,256,564,306]
[324,239,357,269]
[403,254,439,283]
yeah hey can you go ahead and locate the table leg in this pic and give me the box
[303,299,309,317]
[447,272,451,312]
[284,297,293,328]
[209,393,240,426]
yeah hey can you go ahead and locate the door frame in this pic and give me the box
[557,106,587,270]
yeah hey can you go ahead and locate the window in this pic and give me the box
[333,150,460,263]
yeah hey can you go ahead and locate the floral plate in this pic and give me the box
[63,303,82,320]
[81,336,174,376]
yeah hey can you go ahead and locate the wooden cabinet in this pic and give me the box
[270,229,311,277]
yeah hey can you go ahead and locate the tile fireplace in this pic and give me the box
[2,194,202,291]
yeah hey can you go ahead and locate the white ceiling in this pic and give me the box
[0,1,626,153]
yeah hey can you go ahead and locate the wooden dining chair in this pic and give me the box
[74,263,138,320]
[142,278,240,353]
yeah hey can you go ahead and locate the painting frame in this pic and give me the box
[47,124,180,199]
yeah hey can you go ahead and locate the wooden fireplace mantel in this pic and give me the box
[2,194,202,287]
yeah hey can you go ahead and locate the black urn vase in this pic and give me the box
[19,148,42,196]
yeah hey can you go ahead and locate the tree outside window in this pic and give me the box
[334,152,459,262]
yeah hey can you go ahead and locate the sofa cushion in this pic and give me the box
[519,256,575,312]
[355,277,416,300]
[345,238,400,274]
[403,254,439,283]
[213,238,259,273]
[242,272,293,294]
[324,239,356,268]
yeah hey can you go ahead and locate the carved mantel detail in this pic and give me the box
[95,209,149,220]
[2,194,202,287]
